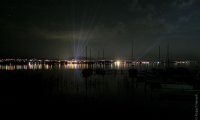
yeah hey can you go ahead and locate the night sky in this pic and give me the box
[1,0,200,60]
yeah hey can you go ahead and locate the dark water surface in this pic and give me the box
[0,63,199,119]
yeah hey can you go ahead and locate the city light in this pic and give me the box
[142,61,150,64]
[176,61,190,64]
[114,60,121,67]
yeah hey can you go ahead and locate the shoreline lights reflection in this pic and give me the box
[0,63,91,70]
[0,60,193,71]
[114,60,121,69]
[0,63,125,70]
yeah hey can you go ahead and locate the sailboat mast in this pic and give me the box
[90,48,91,61]
[103,49,104,60]
[131,40,134,61]
[85,46,87,61]
[167,44,170,66]
[98,50,100,60]
[159,46,161,63]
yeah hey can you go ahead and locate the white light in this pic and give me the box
[115,60,121,66]
[142,61,150,64]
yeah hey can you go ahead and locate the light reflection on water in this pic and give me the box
[0,64,152,71]
[0,62,196,118]
[0,62,195,71]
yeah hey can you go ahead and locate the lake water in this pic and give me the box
[0,62,199,119]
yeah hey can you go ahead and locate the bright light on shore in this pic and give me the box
[142,61,150,64]
[115,60,121,66]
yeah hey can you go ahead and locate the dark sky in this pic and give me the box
[0,0,200,60]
